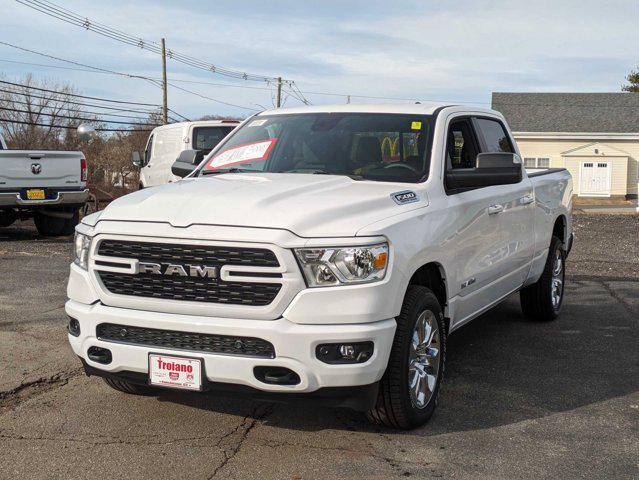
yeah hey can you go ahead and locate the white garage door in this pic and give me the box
[580,161,611,196]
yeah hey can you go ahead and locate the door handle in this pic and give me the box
[520,194,534,205]
[488,204,504,215]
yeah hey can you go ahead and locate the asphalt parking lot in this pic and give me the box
[1,214,637,479]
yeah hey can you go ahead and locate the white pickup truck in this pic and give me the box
[67,104,573,429]
[0,135,88,235]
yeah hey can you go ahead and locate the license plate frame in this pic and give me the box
[26,189,46,200]
[148,353,204,391]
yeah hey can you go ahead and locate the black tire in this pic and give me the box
[0,211,16,228]
[34,210,79,237]
[103,377,155,396]
[367,285,447,429]
[520,236,565,321]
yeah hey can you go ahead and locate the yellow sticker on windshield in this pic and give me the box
[411,121,422,130]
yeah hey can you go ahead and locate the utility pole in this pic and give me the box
[161,38,168,124]
[276,77,282,108]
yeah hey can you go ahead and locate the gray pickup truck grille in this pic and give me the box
[96,240,282,306]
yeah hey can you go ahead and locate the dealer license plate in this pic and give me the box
[148,354,202,391]
[26,189,45,200]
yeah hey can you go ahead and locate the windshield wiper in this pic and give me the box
[201,167,261,175]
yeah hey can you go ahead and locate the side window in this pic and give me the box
[446,119,479,169]
[474,118,514,153]
[144,134,154,166]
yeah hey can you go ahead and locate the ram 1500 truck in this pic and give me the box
[0,135,88,235]
[67,104,573,429]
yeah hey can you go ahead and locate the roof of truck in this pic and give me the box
[152,119,240,131]
[259,103,496,116]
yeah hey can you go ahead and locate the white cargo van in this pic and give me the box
[134,120,239,188]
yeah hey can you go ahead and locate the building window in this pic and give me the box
[523,157,551,168]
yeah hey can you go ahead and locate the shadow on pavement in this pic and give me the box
[0,220,72,243]
[153,277,639,435]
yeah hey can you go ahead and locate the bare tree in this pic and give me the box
[0,74,92,149]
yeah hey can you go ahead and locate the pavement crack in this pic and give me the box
[0,368,83,411]
[208,403,274,479]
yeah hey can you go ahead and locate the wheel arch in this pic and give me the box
[552,214,567,245]
[407,262,449,331]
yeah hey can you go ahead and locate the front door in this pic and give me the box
[444,116,535,328]
[580,161,611,196]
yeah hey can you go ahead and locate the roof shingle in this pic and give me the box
[491,92,639,133]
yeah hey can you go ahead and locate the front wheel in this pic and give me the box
[520,236,566,321]
[367,285,447,429]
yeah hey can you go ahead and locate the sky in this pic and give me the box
[1,0,638,120]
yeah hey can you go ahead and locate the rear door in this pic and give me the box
[0,151,83,190]
[472,117,535,291]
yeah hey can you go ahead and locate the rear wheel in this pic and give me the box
[367,285,446,429]
[34,210,79,237]
[520,236,565,321]
[103,377,155,396]
[0,210,16,228]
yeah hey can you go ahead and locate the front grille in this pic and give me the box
[98,271,281,305]
[98,240,279,267]
[96,240,281,306]
[96,323,276,358]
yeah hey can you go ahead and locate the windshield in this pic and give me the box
[192,126,235,153]
[198,113,433,182]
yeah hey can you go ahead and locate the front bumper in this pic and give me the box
[66,299,396,394]
[0,188,89,208]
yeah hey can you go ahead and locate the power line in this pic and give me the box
[0,40,163,98]
[0,57,280,94]
[0,95,162,121]
[0,105,162,126]
[0,86,162,115]
[167,108,191,122]
[0,41,265,112]
[16,0,293,85]
[166,82,261,112]
[0,116,152,132]
[0,78,160,106]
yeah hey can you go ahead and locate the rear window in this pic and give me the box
[193,126,235,153]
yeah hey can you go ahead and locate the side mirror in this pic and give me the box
[131,151,142,167]
[445,153,522,191]
[171,149,204,178]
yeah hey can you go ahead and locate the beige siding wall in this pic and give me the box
[514,138,638,196]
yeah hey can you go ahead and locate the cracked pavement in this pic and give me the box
[1,215,638,479]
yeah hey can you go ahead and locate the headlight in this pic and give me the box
[73,232,91,270]
[294,243,388,287]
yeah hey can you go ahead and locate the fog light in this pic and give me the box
[316,342,374,364]
[68,317,80,337]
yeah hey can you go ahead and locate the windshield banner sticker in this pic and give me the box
[205,138,277,170]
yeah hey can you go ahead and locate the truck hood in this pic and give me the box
[97,173,427,237]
